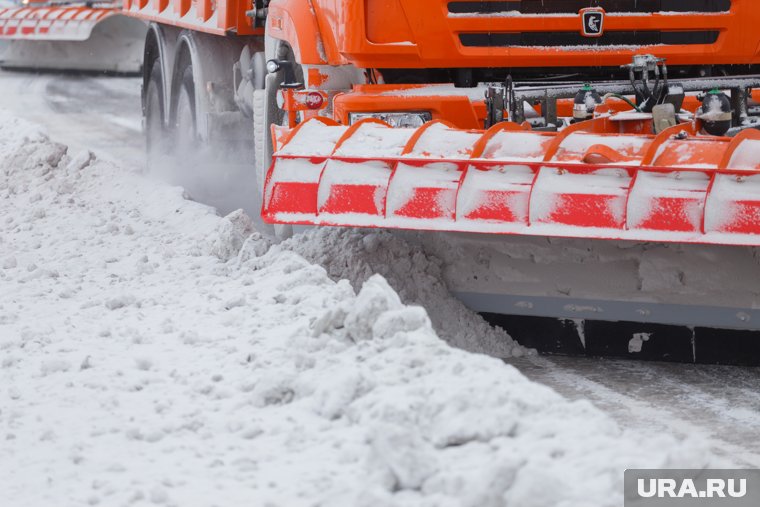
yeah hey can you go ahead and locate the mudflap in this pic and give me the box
[482,314,760,366]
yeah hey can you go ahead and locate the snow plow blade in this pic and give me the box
[262,117,760,246]
[0,4,146,73]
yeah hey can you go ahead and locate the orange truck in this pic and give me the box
[120,0,760,361]
[18,0,760,359]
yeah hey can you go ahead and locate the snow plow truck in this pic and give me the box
[23,0,760,362]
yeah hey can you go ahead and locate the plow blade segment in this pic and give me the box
[705,174,760,235]
[387,161,463,222]
[318,159,394,218]
[319,121,413,220]
[703,131,760,236]
[0,7,146,73]
[262,118,760,246]
[263,119,347,221]
[530,168,631,229]
[456,164,534,225]
[627,171,711,234]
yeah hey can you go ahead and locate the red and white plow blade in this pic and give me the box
[0,4,113,41]
[0,2,146,73]
[262,118,760,246]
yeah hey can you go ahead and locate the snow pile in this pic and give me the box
[0,112,718,507]
[278,227,524,358]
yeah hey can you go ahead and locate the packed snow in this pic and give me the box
[276,227,522,358]
[0,111,720,506]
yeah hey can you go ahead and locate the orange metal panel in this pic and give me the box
[124,0,261,36]
[267,0,332,64]
[301,0,760,69]
[364,0,413,44]
[333,84,484,129]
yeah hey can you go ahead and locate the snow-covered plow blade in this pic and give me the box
[263,117,760,247]
[0,3,146,73]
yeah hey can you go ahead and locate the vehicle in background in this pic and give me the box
[0,0,145,73]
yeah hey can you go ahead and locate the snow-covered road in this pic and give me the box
[0,71,144,169]
[1,71,759,505]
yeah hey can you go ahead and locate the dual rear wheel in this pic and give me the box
[144,53,245,215]
[142,31,301,237]
[144,58,196,173]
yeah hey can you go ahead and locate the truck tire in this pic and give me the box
[251,85,275,237]
[256,39,304,240]
[145,63,166,172]
[174,65,196,153]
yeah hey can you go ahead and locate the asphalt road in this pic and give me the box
[513,355,760,466]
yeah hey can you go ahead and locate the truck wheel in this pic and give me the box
[144,63,166,172]
[255,38,304,190]
[255,39,304,240]
[251,84,276,237]
[174,65,196,153]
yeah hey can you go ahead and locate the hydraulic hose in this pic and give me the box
[603,93,642,112]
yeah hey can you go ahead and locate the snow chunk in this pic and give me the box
[208,208,257,261]
[104,294,137,310]
[345,275,404,341]
[65,149,95,172]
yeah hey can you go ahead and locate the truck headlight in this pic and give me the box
[349,111,432,128]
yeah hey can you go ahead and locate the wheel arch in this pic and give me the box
[267,0,339,65]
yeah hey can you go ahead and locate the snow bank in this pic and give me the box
[277,227,524,358]
[0,112,718,507]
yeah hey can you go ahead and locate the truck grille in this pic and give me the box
[460,31,720,47]
[448,0,731,14]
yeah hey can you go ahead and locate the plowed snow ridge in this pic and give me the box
[0,112,718,507]
[277,227,524,358]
